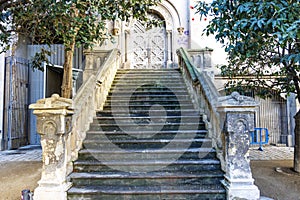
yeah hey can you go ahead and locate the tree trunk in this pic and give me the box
[294,110,300,173]
[61,43,75,98]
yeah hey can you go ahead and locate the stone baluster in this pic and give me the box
[29,94,74,200]
[216,92,260,200]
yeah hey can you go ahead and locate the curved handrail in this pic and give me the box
[177,47,224,170]
[71,49,121,161]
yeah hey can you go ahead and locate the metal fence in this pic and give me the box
[27,44,85,147]
[3,57,29,150]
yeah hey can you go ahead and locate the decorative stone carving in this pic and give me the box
[153,5,173,30]
[29,94,74,200]
[177,27,184,35]
[217,92,260,200]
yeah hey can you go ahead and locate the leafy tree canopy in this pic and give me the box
[1,0,160,50]
[196,0,300,102]
[0,0,160,98]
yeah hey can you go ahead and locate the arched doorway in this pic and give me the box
[128,13,167,69]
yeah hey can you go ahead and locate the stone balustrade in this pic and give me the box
[187,47,213,70]
[177,48,260,200]
[30,49,121,200]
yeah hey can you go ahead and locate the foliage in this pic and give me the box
[1,0,160,50]
[196,0,300,103]
[0,0,161,98]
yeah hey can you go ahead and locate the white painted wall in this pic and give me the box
[188,0,228,70]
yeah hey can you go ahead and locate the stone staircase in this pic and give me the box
[67,69,226,200]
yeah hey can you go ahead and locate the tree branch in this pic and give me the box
[0,0,29,11]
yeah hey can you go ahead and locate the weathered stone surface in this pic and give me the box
[217,92,260,200]
[68,69,226,199]
[29,94,74,200]
[217,92,259,110]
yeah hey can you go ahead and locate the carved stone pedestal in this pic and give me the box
[217,92,260,200]
[29,94,74,200]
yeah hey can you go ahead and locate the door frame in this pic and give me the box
[124,2,182,69]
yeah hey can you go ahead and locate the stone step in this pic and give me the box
[96,110,201,117]
[69,171,224,187]
[112,76,183,81]
[110,88,188,93]
[68,185,226,200]
[113,79,184,83]
[68,68,225,199]
[91,119,203,125]
[108,91,189,96]
[104,102,194,108]
[109,88,188,93]
[93,115,201,124]
[73,159,222,173]
[116,69,181,73]
[115,69,181,73]
[110,84,186,87]
[78,147,216,161]
[113,75,183,79]
[90,120,203,125]
[112,81,184,86]
[83,141,215,152]
[88,123,205,132]
[102,105,194,111]
[112,80,185,84]
[106,95,192,102]
[85,130,208,141]
[96,112,201,119]
[110,84,187,90]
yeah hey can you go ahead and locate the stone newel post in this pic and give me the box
[29,94,74,200]
[217,92,260,200]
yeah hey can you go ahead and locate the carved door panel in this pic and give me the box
[129,18,166,69]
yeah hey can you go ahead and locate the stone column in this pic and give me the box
[217,92,260,200]
[166,30,173,68]
[29,94,74,200]
[285,93,297,146]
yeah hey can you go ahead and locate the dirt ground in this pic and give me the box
[251,160,300,200]
[0,161,42,200]
[0,160,299,200]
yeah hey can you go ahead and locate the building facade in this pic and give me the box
[0,0,298,150]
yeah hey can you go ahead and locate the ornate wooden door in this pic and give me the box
[129,16,166,69]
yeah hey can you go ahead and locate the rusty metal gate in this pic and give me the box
[3,57,29,150]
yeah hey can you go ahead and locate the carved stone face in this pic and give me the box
[177,27,184,35]
[112,28,120,36]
